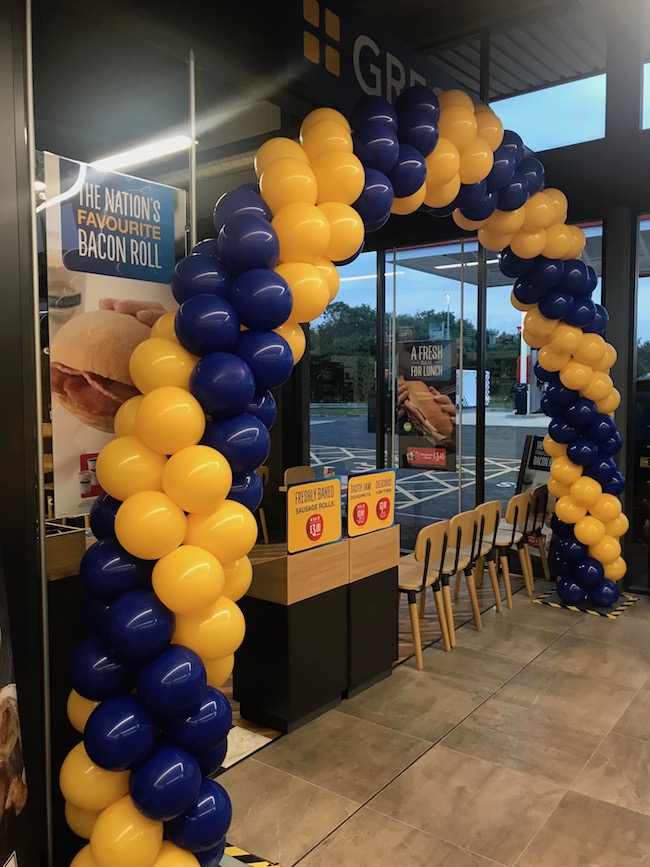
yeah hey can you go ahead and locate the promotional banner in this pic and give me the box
[517,434,553,557]
[397,339,457,471]
[287,478,343,554]
[347,469,396,537]
[42,153,185,517]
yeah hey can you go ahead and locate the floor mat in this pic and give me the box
[223,845,280,866]
[533,590,638,619]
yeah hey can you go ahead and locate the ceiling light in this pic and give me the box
[90,134,193,172]
[434,259,499,270]
[340,271,405,282]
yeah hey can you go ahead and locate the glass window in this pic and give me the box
[643,62,650,129]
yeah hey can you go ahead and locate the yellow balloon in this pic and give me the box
[96,436,166,501]
[592,343,617,372]
[544,188,568,223]
[114,396,144,438]
[274,320,306,364]
[458,137,494,184]
[129,338,196,394]
[275,262,330,322]
[174,596,246,659]
[437,104,478,150]
[135,387,205,456]
[596,388,621,414]
[66,802,101,839]
[477,226,514,252]
[311,151,365,205]
[391,182,427,215]
[543,434,567,458]
[152,544,225,615]
[161,444,232,514]
[67,691,99,734]
[259,157,318,214]
[115,491,187,560]
[203,654,235,689]
[60,743,129,811]
[474,109,504,151]
[550,455,583,486]
[522,328,545,350]
[71,845,99,867]
[581,371,613,403]
[559,360,593,391]
[555,495,587,524]
[521,192,556,231]
[548,323,584,355]
[604,513,629,537]
[565,225,586,259]
[604,556,627,581]
[453,209,486,231]
[439,89,475,111]
[510,291,534,313]
[424,137,460,186]
[574,516,606,546]
[272,203,330,264]
[300,107,351,136]
[149,311,177,341]
[485,207,525,235]
[90,795,162,867]
[318,202,364,261]
[524,307,557,337]
[588,535,621,565]
[423,174,461,208]
[510,228,548,259]
[537,345,571,372]
[314,257,340,301]
[185,500,258,563]
[548,478,571,499]
[300,119,353,161]
[573,334,606,365]
[542,223,574,259]
[151,841,200,867]
[222,556,253,601]
[254,137,309,179]
[570,476,603,507]
[589,494,622,523]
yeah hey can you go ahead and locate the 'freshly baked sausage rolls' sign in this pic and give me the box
[397,339,457,471]
[287,478,343,553]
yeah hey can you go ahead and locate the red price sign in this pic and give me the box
[353,502,368,526]
[306,513,323,542]
[376,497,391,521]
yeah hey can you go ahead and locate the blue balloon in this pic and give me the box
[513,276,543,305]
[387,144,426,197]
[565,398,598,428]
[130,745,202,822]
[518,156,545,194]
[548,418,579,444]
[557,577,588,605]
[550,516,574,538]
[584,266,598,294]
[564,298,596,329]
[104,590,175,665]
[584,456,616,483]
[602,471,625,495]
[137,646,207,718]
[84,695,157,771]
[500,129,524,165]
[587,414,617,443]
[397,106,439,157]
[461,191,498,222]
[599,432,623,456]
[364,211,392,231]
[394,85,440,120]
[190,352,256,418]
[485,146,516,192]
[236,330,293,390]
[497,171,529,211]
[217,214,279,277]
[175,295,240,356]
[567,438,600,466]
[202,413,270,474]
[197,738,228,776]
[71,636,135,701]
[583,303,608,334]
[425,203,455,217]
[165,778,232,853]
[589,579,620,607]
[333,240,365,266]
[80,540,152,603]
[500,247,536,278]
[245,390,277,429]
[352,121,399,174]
[559,537,588,564]
[352,167,394,225]
[546,382,578,407]
[538,290,574,321]
[228,269,292,331]
[530,258,565,289]
[533,361,558,383]
[195,838,226,867]
[213,188,272,234]
[350,95,398,129]
[540,393,562,417]
[454,180,486,210]
[162,687,232,756]
[549,553,571,576]
[89,493,120,540]
[229,472,263,511]
[574,557,605,589]
[171,254,232,304]
[81,596,109,634]
[191,239,220,259]
[558,260,589,294]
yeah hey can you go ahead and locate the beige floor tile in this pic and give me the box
[338,664,483,743]
[622,596,650,621]
[441,696,600,786]
[516,791,650,866]
[614,689,650,741]
[219,759,358,867]
[494,662,636,737]
[571,731,650,816]
[254,709,429,802]
[453,617,557,662]
[535,634,650,688]
[408,644,523,695]
[369,745,563,866]
[297,807,501,867]
[568,612,650,652]
[479,594,582,634]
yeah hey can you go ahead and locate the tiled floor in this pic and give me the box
[219,586,650,867]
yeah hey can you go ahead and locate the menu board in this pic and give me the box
[287,478,343,554]
[347,470,396,537]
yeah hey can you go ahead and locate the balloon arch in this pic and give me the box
[60,86,627,867]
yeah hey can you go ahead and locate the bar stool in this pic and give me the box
[446,510,481,640]
[459,500,503,613]
[494,490,533,605]
[526,484,551,584]
[257,466,270,544]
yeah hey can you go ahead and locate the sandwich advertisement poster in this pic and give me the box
[397,339,457,471]
[43,152,186,518]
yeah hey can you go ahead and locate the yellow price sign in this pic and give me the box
[347,470,396,537]
[287,477,342,553]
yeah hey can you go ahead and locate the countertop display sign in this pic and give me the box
[347,469,396,537]
[42,152,185,518]
[287,478,343,554]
